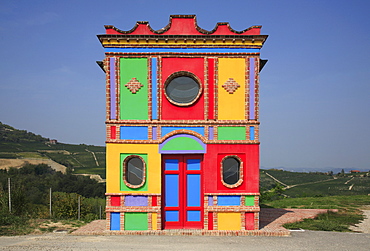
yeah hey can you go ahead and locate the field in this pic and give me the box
[260,169,370,197]
[0,141,106,179]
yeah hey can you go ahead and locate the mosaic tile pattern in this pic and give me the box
[125,77,143,94]
[222,78,240,94]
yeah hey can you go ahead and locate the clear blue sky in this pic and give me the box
[1,0,369,172]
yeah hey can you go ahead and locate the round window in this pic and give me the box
[221,156,243,188]
[165,72,201,106]
[124,156,146,188]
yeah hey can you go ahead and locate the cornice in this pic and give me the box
[98,15,268,48]
[98,34,267,47]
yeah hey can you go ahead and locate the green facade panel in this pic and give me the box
[245,196,255,206]
[161,137,204,151]
[124,212,148,230]
[120,58,148,120]
[217,126,246,140]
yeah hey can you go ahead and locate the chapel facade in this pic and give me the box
[98,15,268,232]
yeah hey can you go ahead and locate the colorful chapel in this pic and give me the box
[97,15,268,232]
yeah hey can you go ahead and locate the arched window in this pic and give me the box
[221,156,243,188]
[123,155,146,188]
[164,71,202,106]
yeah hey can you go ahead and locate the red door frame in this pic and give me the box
[162,154,203,229]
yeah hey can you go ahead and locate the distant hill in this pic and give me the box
[0,122,48,143]
[0,122,106,179]
[260,169,370,198]
[263,166,369,174]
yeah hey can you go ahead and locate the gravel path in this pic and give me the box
[350,206,370,233]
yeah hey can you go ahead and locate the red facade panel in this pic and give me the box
[110,126,116,140]
[203,144,259,193]
[111,196,120,206]
[245,212,255,230]
[161,58,205,120]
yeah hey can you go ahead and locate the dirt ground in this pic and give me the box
[349,205,370,233]
[0,158,67,173]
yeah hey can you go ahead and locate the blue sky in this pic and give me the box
[0,0,369,172]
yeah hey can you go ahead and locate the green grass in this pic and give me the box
[0,215,34,236]
[260,171,279,190]
[73,167,106,178]
[18,152,48,159]
[263,195,370,209]
[284,176,370,197]
[263,195,370,232]
[283,211,363,232]
[262,169,333,186]
[0,218,89,236]
[0,152,20,158]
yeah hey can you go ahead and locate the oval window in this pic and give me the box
[222,156,243,187]
[124,156,146,188]
[165,72,201,106]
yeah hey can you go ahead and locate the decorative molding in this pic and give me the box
[125,78,143,94]
[222,78,240,94]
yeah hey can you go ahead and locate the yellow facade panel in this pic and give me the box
[152,213,158,230]
[106,143,161,194]
[217,212,241,230]
[217,58,246,120]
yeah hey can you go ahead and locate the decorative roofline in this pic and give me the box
[103,15,263,36]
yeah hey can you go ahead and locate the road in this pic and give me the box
[0,231,369,250]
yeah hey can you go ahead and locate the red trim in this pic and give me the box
[152,196,157,206]
[110,126,116,140]
[208,212,214,230]
[245,212,255,230]
[111,195,120,206]
[207,58,215,120]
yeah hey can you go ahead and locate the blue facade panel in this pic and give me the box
[250,126,255,140]
[161,127,205,137]
[110,212,120,230]
[217,196,241,206]
[120,126,148,140]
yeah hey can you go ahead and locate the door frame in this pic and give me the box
[162,154,204,229]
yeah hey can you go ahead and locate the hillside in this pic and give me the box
[261,169,370,198]
[0,122,106,179]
